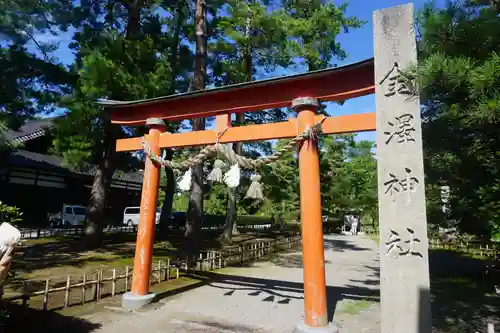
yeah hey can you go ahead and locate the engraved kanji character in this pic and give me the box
[384,113,416,144]
[400,167,419,192]
[384,173,400,197]
[385,228,423,258]
[379,62,412,97]
[385,229,404,255]
[400,228,423,258]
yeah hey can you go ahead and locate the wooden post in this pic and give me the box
[166,259,171,280]
[97,269,103,300]
[82,274,87,304]
[42,279,50,310]
[64,275,71,308]
[22,281,28,307]
[112,269,116,296]
[157,260,161,284]
[126,118,165,308]
[125,266,129,291]
[293,97,330,330]
[91,272,97,300]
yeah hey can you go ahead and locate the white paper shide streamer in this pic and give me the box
[207,159,225,183]
[178,168,193,191]
[224,163,240,188]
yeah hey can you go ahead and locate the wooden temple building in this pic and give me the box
[0,117,142,226]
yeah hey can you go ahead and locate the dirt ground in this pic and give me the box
[5,228,297,297]
[3,233,498,333]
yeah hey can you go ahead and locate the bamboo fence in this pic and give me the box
[4,235,301,311]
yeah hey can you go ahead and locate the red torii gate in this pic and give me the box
[101,58,376,330]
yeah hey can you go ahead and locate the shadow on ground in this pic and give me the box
[323,237,370,252]
[11,233,499,333]
[0,301,100,333]
[212,236,500,333]
[171,319,269,333]
[267,253,332,268]
[10,228,297,291]
[189,271,380,322]
[428,249,500,333]
[267,237,370,268]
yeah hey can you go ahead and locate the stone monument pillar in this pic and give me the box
[373,4,432,333]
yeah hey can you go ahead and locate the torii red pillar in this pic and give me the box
[122,118,165,309]
[293,97,331,330]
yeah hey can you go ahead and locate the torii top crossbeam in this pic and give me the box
[98,57,376,330]
[99,58,374,124]
[99,58,376,152]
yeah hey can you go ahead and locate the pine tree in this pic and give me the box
[415,1,500,238]
[53,1,179,248]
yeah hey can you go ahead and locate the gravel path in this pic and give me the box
[89,235,381,333]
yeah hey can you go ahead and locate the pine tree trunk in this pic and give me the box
[169,2,184,89]
[159,149,174,235]
[157,1,185,237]
[82,0,141,249]
[222,15,253,241]
[84,119,116,249]
[221,181,237,243]
[185,0,207,257]
[125,0,142,40]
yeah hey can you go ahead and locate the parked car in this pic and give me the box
[122,207,160,226]
[62,205,87,227]
[47,205,87,228]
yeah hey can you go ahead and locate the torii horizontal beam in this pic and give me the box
[99,59,374,126]
[115,113,376,152]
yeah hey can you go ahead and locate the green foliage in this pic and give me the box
[415,1,500,237]
[0,121,12,150]
[0,201,23,225]
[262,140,299,217]
[319,135,377,222]
[1,0,374,240]
[278,1,365,70]
[173,193,189,212]
[0,0,73,131]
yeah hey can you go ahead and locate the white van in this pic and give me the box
[62,205,87,227]
[123,207,161,226]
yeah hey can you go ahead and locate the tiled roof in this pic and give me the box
[4,117,143,184]
[8,150,143,184]
[5,117,60,143]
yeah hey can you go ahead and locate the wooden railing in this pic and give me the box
[19,223,277,240]
[4,235,301,310]
[4,260,179,310]
[428,238,500,258]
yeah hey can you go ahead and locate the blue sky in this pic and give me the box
[323,0,444,142]
[30,0,444,142]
